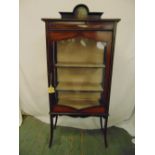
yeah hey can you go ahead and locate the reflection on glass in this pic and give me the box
[57,37,107,64]
[56,37,107,109]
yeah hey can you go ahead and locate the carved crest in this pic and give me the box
[59,4,103,20]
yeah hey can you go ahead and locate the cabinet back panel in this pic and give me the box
[57,68,103,84]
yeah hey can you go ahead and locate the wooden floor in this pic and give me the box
[19,116,135,155]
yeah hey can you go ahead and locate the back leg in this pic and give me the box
[54,115,58,129]
[100,116,103,129]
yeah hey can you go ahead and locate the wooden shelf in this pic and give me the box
[58,99,100,109]
[56,83,103,92]
[55,63,105,68]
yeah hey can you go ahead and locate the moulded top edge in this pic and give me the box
[41,18,121,22]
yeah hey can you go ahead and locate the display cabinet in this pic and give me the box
[42,4,120,148]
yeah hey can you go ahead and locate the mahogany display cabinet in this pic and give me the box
[42,4,120,148]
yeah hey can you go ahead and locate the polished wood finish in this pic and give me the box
[52,105,106,114]
[48,31,112,41]
[42,4,120,148]
[46,21,115,31]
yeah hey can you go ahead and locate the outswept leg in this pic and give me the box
[49,115,54,148]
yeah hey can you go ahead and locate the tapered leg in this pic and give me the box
[100,116,103,129]
[54,115,58,129]
[49,115,54,148]
[104,117,108,148]
[100,116,108,148]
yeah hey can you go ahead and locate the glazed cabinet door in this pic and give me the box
[48,31,113,112]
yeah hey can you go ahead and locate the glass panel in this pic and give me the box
[57,68,103,84]
[58,92,101,109]
[57,37,106,64]
[58,92,101,100]
[56,37,107,109]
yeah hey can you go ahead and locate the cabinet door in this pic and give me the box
[50,31,113,109]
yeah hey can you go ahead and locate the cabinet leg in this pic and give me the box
[100,116,103,129]
[49,115,54,148]
[54,115,58,129]
[104,117,108,148]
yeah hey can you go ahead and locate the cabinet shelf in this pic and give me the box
[55,63,105,68]
[56,83,103,92]
[58,99,100,109]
